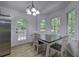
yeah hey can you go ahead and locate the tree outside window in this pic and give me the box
[17,18,27,31]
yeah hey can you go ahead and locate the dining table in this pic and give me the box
[38,34,62,57]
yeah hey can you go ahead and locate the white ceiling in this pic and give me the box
[0,1,70,15]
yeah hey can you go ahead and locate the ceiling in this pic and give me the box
[0,1,70,15]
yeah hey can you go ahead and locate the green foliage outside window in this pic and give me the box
[17,17,27,31]
[67,9,75,37]
[51,17,60,33]
[40,19,46,32]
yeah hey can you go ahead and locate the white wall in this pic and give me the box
[76,1,79,56]
[0,7,36,47]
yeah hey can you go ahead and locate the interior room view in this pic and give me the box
[0,1,79,57]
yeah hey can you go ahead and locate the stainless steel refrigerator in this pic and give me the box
[0,17,11,56]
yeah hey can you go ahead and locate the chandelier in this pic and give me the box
[26,1,40,16]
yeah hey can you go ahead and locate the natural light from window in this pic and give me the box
[67,9,76,39]
[16,18,27,41]
[40,19,46,32]
[51,17,60,33]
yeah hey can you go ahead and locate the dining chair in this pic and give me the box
[32,33,45,54]
[49,35,69,57]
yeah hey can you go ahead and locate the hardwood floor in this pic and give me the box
[6,43,43,57]
[5,43,73,57]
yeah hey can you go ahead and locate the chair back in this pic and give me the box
[32,33,40,43]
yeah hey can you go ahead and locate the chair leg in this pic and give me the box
[49,49,53,57]
[61,51,64,57]
[64,50,67,57]
[37,46,39,53]
[33,43,35,49]
[49,49,58,57]
[49,49,52,57]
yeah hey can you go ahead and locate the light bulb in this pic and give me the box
[27,11,31,15]
[26,8,32,15]
[26,8,30,12]
[36,10,40,14]
[27,10,32,15]
[33,12,36,16]
[31,8,36,12]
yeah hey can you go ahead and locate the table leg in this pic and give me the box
[46,44,50,57]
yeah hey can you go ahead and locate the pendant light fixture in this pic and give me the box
[26,1,40,16]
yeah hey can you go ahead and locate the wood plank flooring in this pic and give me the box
[6,43,43,57]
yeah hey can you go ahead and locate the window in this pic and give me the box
[40,19,46,32]
[17,18,27,31]
[67,9,76,38]
[51,17,60,33]
[16,18,27,41]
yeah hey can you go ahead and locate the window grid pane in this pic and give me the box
[51,17,60,33]
[67,9,75,38]
[40,19,46,32]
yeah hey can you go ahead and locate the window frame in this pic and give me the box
[66,8,76,39]
[16,18,28,41]
[16,18,27,31]
[50,16,60,33]
[40,19,46,32]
